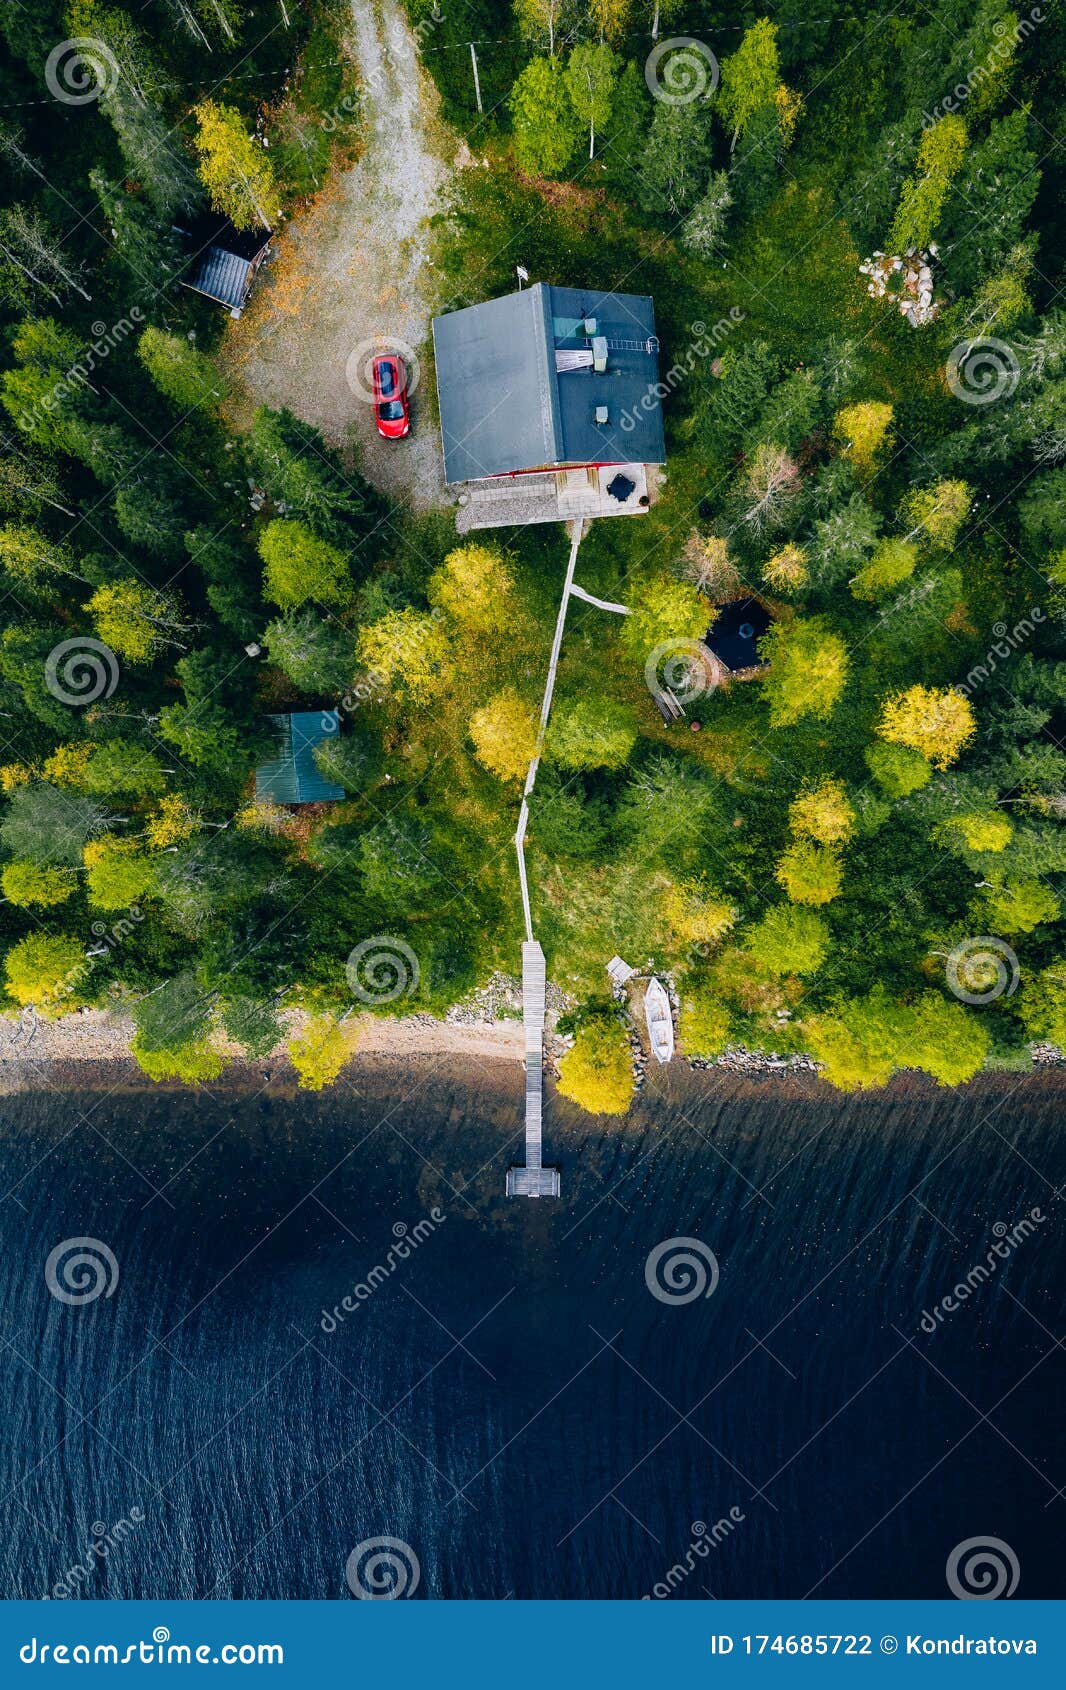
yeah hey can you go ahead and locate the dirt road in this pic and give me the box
[222,0,457,510]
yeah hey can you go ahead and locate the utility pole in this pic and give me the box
[469,42,483,114]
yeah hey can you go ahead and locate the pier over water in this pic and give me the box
[506,941,560,1198]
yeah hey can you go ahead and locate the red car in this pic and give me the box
[371,353,410,438]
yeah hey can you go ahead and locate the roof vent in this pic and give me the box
[592,335,608,373]
[584,316,598,335]
[595,404,609,425]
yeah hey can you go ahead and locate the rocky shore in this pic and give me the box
[3,978,1059,1097]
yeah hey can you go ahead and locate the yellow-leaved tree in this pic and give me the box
[4,933,87,1015]
[144,795,197,849]
[83,837,157,910]
[901,480,971,549]
[288,1015,357,1090]
[981,879,1059,935]
[259,520,351,611]
[939,811,1013,854]
[718,19,799,153]
[0,861,75,908]
[788,778,855,846]
[357,610,450,702]
[760,617,849,727]
[776,840,843,906]
[86,579,186,663]
[470,690,538,782]
[557,1017,634,1116]
[429,543,514,635]
[42,743,93,787]
[587,0,633,44]
[763,543,807,594]
[832,401,893,480]
[876,684,975,769]
[850,538,918,601]
[889,114,968,251]
[192,100,280,230]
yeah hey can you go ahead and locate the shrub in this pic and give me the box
[662,878,736,947]
[745,905,830,976]
[549,698,638,771]
[557,1017,634,1115]
[288,1016,357,1089]
[131,1037,225,1084]
[679,994,732,1058]
[776,839,843,905]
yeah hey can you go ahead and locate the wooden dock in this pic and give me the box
[506,940,560,1199]
[506,529,592,1200]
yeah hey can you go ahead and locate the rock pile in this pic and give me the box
[445,971,571,1029]
[1029,1042,1065,1065]
[690,1045,820,1076]
[859,246,940,326]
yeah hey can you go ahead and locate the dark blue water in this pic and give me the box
[0,1063,1062,1600]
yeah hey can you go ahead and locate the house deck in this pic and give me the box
[456,463,657,534]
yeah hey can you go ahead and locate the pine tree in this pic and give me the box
[681,172,732,260]
[508,58,580,177]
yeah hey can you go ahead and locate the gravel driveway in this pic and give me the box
[222,0,456,511]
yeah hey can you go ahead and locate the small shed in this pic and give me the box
[704,598,772,675]
[255,713,344,806]
[178,215,272,318]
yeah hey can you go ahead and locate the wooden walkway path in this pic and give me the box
[506,940,559,1198]
[507,525,584,1197]
[506,522,631,1199]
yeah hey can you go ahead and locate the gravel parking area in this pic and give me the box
[222,0,457,511]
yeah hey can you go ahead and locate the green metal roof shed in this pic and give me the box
[255,712,344,805]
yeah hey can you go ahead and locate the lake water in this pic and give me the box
[0,1061,1061,1600]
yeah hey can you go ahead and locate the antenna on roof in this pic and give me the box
[516,265,529,289]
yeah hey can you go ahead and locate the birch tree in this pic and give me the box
[565,43,619,160]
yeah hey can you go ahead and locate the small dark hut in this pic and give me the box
[704,597,773,675]
[177,215,272,318]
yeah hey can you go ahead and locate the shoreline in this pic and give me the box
[0,1007,528,1096]
[1,1004,1061,1099]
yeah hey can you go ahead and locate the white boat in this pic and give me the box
[644,978,674,1065]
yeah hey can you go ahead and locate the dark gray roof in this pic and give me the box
[432,283,666,484]
[178,217,270,311]
[188,245,253,310]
